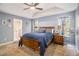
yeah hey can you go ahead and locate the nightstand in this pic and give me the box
[53,33,64,45]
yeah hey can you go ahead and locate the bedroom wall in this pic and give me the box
[0,12,32,44]
[34,11,76,45]
[75,4,79,50]
[35,11,75,29]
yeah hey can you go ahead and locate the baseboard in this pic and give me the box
[0,40,18,46]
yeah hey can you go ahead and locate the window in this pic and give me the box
[57,16,71,36]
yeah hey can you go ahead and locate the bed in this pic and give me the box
[18,27,54,56]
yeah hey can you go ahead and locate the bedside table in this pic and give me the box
[53,33,64,45]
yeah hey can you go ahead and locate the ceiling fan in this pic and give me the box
[24,3,43,10]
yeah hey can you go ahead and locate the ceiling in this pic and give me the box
[0,3,78,19]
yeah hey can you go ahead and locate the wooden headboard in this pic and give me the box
[34,26,55,32]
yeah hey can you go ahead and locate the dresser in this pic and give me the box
[53,33,64,45]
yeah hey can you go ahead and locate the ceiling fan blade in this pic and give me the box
[24,3,31,6]
[36,7,43,10]
[24,8,29,10]
[34,3,39,6]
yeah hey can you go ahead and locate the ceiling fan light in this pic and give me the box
[30,7,35,9]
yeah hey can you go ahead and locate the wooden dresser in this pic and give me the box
[53,33,64,45]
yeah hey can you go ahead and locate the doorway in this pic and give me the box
[13,18,22,41]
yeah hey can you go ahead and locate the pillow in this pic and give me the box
[37,29,46,33]
[40,29,46,33]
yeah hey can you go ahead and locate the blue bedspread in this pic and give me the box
[23,32,53,56]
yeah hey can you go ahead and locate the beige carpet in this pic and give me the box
[0,42,78,56]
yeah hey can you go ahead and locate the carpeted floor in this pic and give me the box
[0,42,78,56]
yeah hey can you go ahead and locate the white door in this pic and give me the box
[13,19,22,41]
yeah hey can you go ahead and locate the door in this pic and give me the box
[13,19,22,41]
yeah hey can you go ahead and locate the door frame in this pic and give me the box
[13,18,22,41]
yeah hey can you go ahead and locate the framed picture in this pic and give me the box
[2,20,7,25]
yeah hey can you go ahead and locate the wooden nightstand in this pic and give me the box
[53,33,64,45]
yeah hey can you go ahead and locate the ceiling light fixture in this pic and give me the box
[24,3,43,10]
[30,7,35,9]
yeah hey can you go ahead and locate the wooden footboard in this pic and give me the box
[19,37,40,51]
[18,36,53,55]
